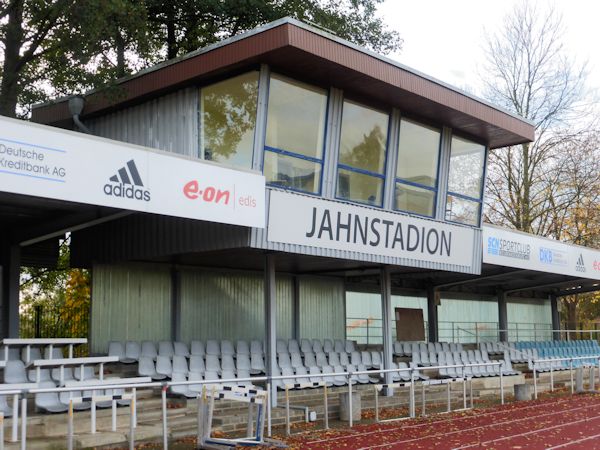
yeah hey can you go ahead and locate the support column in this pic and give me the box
[264,254,277,407]
[498,291,508,342]
[426,286,438,343]
[0,244,20,338]
[380,267,393,391]
[170,267,181,342]
[550,294,560,341]
[292,276,300,341]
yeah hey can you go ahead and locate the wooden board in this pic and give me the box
[395,307,425,341]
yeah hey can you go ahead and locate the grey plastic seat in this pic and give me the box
[345,340,356,353]
[172,355,189,374]
[412,352,421,366]
[0,395,12,417]
[236,340,250,355]
[250,340,263,355]
[359,363,379,383]
[276,339,288,354]
[170,372,195,398]
[371,351,382,369]
[278,353,292,369]
[236,369,255,388]
[237,354,251,372]
[221,354,236,372]
[308,366,323,384]
[189,355,206,374]
[441,342,450,352]
[295,366,309,385]
[290,353,304,369]
[141,341,157,360]
[205,355,221,374]
[361,351,373,368]
[173,342,190,358]
[334,340,345,353]
[300,339,312,354]
[271,366,284,390]
[434,342,443,353]
[28,368,52,382]
[35,381,68,413]
[397,362,411,381]
[328,352,341,367]
[312,340,324,354]
[206,340,220,356]
[316,352,328,367]
[221,340,235,356]
[138,356,165,380]
[44,347,64,360]
[402,342,412,356]
[339,352,350,367]
[5,360,28,383]
[221,369,238,387]
[250,353,265,374]
[345,364,363,384]
[108,341,125,361]
[191,341,205,357]
[393,341,403,356]
[50,367,75,385]
[438,352,448,377]
[74,366,96,381]
[60,388,93,411]
[22,346,42,363]
[288,340,300,354]
[188,372,204,394]
[320,365,336,387]
[281,367,295,388]
[201,370,222,391]
[125,341,141,362]
[419,351,430,366]
[304,352,317,367]
[323,339,334,353]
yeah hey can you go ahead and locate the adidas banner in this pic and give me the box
[0,116,265,228]
[483,225,600,280]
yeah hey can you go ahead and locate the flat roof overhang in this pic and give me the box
[30,18,534,149]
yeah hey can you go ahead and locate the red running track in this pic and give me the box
[291,394,600,449]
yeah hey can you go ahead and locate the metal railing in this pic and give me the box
[346,317,557,345]
[531,355,600,399]
[0,360,509,450]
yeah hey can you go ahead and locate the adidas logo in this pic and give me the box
[576,253,586,272]
[103,159,150,202]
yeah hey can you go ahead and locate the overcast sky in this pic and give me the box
[380,0,600,96]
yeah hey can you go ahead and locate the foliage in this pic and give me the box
[0,0,401,118]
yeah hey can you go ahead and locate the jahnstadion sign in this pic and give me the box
[268,191,476,266]
[0,116,265,228]
[483,225,600,281]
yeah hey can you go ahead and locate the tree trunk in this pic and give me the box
[166,6,177,59]
[115,29,126,78]
[0,0,24,117]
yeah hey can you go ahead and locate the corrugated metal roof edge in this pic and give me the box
[31,17,534,129]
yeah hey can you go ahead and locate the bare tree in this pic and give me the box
[481,1,594,234]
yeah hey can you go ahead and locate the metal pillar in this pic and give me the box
[380,267,393,392]
[426,285,438,342]
[0,244,20,338]
[170,267,181,342]
[550,294,560,341]
[498,291,508,342]
[264,254,277,407]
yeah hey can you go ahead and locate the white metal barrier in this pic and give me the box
[531,355,600,399]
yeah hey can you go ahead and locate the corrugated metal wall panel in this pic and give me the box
[253,189,482,275]
[90,264,172,354]
[179,269,293,341]
[299,277,345,340]
[87,87,199,157]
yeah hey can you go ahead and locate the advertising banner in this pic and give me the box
[483,225,600,280]
[0,116,265,228]
[268,190,477,267]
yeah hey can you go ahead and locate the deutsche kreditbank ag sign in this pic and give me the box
[0,116,265,228]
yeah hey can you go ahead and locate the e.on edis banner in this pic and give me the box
[0,116,265,228]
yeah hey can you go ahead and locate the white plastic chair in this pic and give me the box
[125,341,141,362]
[138,356,164,380]
[206,340,220,356]
[158,341,174,358]
[250,353,265,374]
[221,340,235,356]
[205,355,221,374]
[35,380,68,413]
[174,341,190,358]
[191,341,205,357]
[141,341,157,359]
[236,341,250,355]
[172,355,189,374]
[189,356,206,374]
[5,360,28,383]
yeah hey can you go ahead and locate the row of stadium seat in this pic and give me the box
[413,350,519,377]
[393,341,464,357]
[109,338,359,362]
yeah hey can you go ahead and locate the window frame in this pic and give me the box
[198,70,260,168]
[334,99,391,208]
[262,73,329,196]
[393,118,442,218]
[445,133,488,227]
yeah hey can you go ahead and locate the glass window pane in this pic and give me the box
[395,183,435,216]
[201,71,258,168]
[447,136,486,199]
[338,100,389,174]
[264,151,321,194]
[396,119,440,187]
[337,169,383,206]
[265,74,327,159]
[445,195,481,226]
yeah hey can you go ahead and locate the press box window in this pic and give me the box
[445,136,486,226]
[394,119,440,217]
[336,100,389,206]
[263,74,328,194]
[200,71,259,169]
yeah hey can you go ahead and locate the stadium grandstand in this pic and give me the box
[0,17,598,448]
